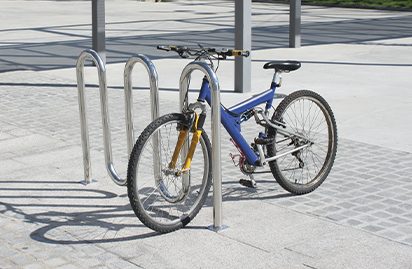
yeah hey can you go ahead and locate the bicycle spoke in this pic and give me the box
[269,91,337,194]
[128,114,212,232]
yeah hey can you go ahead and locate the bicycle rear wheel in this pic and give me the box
[267,90,337,194]
[127,113,212,233]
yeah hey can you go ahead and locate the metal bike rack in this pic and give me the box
[76,49,159,185]
[179,62,225,231]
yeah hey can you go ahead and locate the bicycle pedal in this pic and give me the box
[239,179,257,188]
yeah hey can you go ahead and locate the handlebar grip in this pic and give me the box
[229,50,250,57]
[157,45,177,51]
[157,45,169,51]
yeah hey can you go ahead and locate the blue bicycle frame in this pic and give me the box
[197,78,277,166]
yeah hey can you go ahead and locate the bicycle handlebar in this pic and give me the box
[227,49,250,57]
[157,45,250,59]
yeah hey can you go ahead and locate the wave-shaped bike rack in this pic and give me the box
[76,49,159,185]
[179,61,224,231]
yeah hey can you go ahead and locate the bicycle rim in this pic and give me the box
[270,91,337,193]
[128,115,211,232]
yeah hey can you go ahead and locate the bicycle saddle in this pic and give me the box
[263,61,301,71]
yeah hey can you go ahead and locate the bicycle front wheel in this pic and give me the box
[267,90,337,194]
[127,113,212,233]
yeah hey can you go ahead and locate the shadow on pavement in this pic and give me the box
[1,11,411,72]
[0,176,293,244]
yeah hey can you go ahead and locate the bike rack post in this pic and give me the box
[124,55,161,182]
[124,54,159,155]
[76,50,159,186]
[76,49,124,185]
[179,62,225,231]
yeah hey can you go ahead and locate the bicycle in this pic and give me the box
[127,45,338,233]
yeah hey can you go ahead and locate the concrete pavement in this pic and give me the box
[0,0,412,268]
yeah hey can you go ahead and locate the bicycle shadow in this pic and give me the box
[0,175,295,244]
[27,204,161,244]
[0,179,164,245]
[201,178,296,209]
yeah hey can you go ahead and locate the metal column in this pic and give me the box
[234,0,252,93]
[179,62,225,231]
[289,0,301,48]
[92,0,106,64]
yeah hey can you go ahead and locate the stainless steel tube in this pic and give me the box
[76,49,126,186]
[179,62,224,230]
[76,51,93,185]
[124,55,161,183]
[124,55,159,155]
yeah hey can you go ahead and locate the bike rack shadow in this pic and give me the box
[0,178,295,244]
[0,179,164,244]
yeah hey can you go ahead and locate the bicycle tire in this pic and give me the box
[267,90,337,194]
[127,113,212,233]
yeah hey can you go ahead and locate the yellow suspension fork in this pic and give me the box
[168,127,189,170]
[168,110,206,175]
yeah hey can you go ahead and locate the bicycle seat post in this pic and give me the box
[272,70,283,88]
